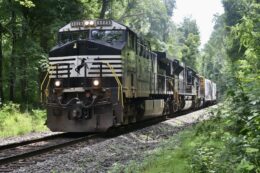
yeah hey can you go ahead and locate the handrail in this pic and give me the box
[169,80,180,106]
[104,62,124,108]
[40,64,52,103]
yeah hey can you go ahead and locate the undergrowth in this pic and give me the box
[0,103,47,138]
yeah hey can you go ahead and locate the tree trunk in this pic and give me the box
[20,11,29,103]
[20,56,27,103]
[0,23,4,102]
[100,0,109,19]
[9,4,16,101]
[40,28,49,52]
[162,23,168,42]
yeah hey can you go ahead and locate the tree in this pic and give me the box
[0,0,84,104]
[198,14,230,96]
[118,0,176,52]
[100,0,110,19]
[178,17,200,69]
[222,0,248,61]
[0,23,3,101]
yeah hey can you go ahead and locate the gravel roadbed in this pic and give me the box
[12,105,217,173]
[0,131,62,147]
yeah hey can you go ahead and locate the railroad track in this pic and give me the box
[0,117,166,172]
[0,133,99,172]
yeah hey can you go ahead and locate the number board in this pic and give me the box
[96,20,112,26]
[71,21,84,28]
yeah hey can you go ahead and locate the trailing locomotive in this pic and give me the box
[41,19,217,132]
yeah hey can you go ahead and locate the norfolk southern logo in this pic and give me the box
[75,58,89,74]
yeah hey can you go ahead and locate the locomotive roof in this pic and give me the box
[154,51,171,63]
[186,66,196,74]
[59,19,129,32]
[172,59,184,74]
[59,19,147,43]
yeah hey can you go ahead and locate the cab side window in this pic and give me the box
[187,70,193,85]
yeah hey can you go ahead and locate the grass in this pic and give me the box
[109,128,196,173]
[0,103,47,138]
[138,131,195,173]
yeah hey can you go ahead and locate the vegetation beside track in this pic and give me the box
[110,103,260,173]
[0,103,47,138]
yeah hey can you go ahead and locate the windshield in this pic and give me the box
[91,30,125,42]
[58,31,89,44]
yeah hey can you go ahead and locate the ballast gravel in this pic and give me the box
[0,131,62,147]
[10,105,217,173]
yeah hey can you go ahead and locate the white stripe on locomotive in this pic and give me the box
[48,55,123,78]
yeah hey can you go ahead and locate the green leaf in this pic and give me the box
[245,147,259,153]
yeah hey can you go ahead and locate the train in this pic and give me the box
[41,19,217,132]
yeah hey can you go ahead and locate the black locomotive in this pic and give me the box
[41,19,217,132]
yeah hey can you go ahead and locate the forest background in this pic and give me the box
[0,0,259,171]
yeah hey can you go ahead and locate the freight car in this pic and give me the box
[41,19,217,132]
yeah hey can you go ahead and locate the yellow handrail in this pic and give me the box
[40,64,53,103]
[104,62,124,108]
[169,80,180,106]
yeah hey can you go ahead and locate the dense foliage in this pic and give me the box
[0,0,84,104]
[178,17,200,69]
[187,0,259,171]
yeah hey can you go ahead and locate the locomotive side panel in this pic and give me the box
[123,50,137,98]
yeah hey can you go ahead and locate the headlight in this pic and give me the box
[89,20,95,26]
[54,80,62,87]
[93,79,100,86]
[84,21,90,26]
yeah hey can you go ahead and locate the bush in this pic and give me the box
[188,102,259,173]
[0,103,47,138]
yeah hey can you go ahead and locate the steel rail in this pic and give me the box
[0,134,97,165]
[0,133,67,151]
